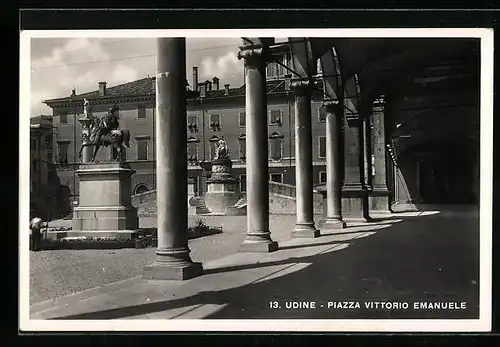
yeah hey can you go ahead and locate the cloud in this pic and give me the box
[200,51,243,83]
[29,37,242,117]
[30,38,144,117]
[111,64,139,84]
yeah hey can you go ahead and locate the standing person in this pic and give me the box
[29,216,43,251]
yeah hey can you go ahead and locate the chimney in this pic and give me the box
[192,66,199,92]
[98,82,107,96]
[224,84,230,96]
[71,88,76,96]
[200,82,206,98]
[212,77,220,90]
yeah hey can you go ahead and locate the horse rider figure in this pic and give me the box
[91,104,120,145]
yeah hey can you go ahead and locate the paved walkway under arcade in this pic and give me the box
[30,207,480,320]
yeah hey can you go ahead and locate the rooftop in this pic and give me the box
[43,77,292,106]
[30,115,53,128]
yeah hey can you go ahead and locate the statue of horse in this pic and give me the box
[79,128,131,162]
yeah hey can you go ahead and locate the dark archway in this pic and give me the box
[134,183,150,195]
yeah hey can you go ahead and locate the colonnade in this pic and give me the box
[143,38,391,280]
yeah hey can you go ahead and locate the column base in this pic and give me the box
[369,188,392,215]
[320,218,347,230]
[239,240,279,253]
[342,185,371,222]
[292,223,320,238]
[343,216,373,224]
[142,261,203,280]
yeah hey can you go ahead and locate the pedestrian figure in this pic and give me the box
[30,216,43,251]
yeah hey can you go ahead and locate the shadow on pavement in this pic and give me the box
[53,208,480,320]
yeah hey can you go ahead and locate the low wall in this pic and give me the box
[132,184,326,216]
[131,190,157,206]
[269,192,324,215]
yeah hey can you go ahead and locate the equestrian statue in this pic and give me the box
[78,101,131,162]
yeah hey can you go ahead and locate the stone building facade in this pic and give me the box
[40,39,480,220]
[29,115,58,218]
[43,57,329,215]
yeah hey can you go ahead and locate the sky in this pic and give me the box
[30,37,245,117]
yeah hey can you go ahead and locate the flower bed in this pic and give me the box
[34,219,222,250]
[135,219,223,248]
[41,237,135,250]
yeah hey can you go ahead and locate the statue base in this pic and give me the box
[204,158,245,215]
[71,162,138,239]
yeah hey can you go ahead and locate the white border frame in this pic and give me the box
[20,28,493,333]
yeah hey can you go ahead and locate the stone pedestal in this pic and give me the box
[342,114,371,223]
[187,182,197,215]
[368,96,392,215]
[71,162,138,239]
[369,187,392,215]
[204,158,242,214]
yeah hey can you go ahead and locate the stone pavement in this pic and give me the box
[30,208,480,320]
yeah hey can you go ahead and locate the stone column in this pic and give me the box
[363,113,373,190]
[342,106,370,223]
[238,43,278,252]
[78,118,93,163]
[143,38,202,280]
[321,101,346,229]
[290,80,319,238]
[369,96,392,214]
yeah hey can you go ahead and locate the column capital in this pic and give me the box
[373,95,386,112]
[238,46,267,67]
[289,79,313,96]
[322,100,341,114]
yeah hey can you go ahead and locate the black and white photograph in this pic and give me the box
[20,28,493,332]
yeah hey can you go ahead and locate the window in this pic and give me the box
[32,159,38,171]
[59,112,68,124]
[239,111,246,127]
[187,115,198,132]
[137,139,148,160]
[239,174,247,192]
[318,105,326,122]
[318,136,326,159]
[238,135,246,159]
[210,114,220,130]
[269,133,283,161]
[319,171,327,184]
[57,142,69,163]
[46,152,52,163]
[30,138,36,151]
[266,53,291,79]
[187,142,198,161]
[270,173,283,183]
[269,109,282,125]
[137,105,146,119]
